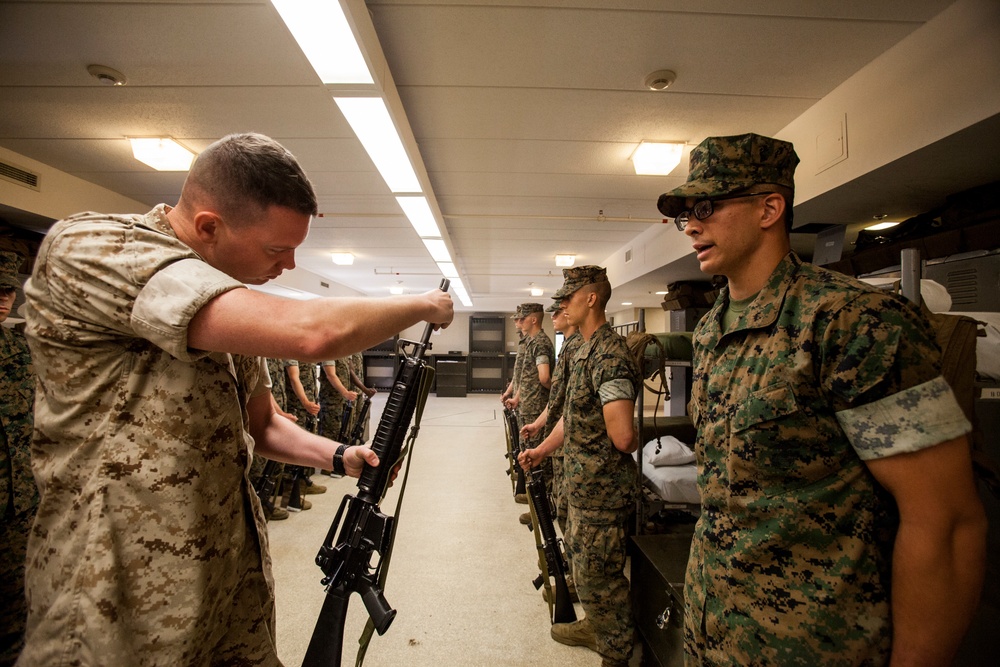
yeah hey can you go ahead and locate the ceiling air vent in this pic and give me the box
[624,247,633,264]
[0,160,40,191]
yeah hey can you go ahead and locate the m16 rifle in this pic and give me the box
[302,279,448,667]
[508,409,576,625]
[252,459,283,520]
[346,394,371,446]
[503,407,526,497]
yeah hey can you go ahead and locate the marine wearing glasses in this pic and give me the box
[672,191,775,231]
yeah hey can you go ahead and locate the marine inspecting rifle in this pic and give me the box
[302,279,448,667]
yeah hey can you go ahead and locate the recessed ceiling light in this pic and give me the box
[331,252,354,265]
[555,254,576,267]
[621,302,632,306]
[389,285,405,295]
[530,287,544,297]
[631,142,684,176]
[128,137,195,171]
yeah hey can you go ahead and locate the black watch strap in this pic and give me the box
[332,443,348,476]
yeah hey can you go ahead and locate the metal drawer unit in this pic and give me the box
[630,532,693,667]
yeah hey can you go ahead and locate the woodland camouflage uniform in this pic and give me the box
[558,266,641,665]
[656,134,973,665]
[0,250,37,665]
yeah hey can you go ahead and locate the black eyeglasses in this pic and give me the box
[674,192,775,231]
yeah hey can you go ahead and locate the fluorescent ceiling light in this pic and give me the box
[631,142,684,176]
[129,137,195,171]
[530,287,544,297]
[389,285,405,295]
[271,0,373,84]
[437,262,459,279]
[866,221,900,231]
[422,238,452,263]
[335,97,421,193]
[396,196,441,237]
[555,254,576,267]
[450,278,473,308]
[621,302,633,306]
[331,252,354,265]
[655,291,668,295]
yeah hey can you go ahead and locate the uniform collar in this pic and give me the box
[700,252,803,348]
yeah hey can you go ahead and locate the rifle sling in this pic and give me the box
[353,365,435,667]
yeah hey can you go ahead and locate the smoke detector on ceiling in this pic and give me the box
[87,64,128,86]
[644,69,676,91]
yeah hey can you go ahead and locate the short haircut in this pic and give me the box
[584,280,612,309]
[182,133,318,224]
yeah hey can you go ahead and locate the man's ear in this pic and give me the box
[191,211,222,244]
[759,193,786,231]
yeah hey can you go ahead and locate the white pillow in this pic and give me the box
[643,436,695,467]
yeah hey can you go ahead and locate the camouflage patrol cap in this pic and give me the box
[656,133,799,218]
[552,265,608,300]
[519,302,544,316]
[510,305,523,319]
[545,301,562,313]
[0,250,24,290]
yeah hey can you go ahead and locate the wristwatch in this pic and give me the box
[332,443,348,476]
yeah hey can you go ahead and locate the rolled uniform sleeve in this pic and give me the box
[132,258,245,361]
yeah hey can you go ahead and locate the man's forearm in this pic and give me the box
[888,514,987,666]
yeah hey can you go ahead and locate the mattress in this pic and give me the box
[641,462,700,505]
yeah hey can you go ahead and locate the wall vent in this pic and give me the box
[943,268,978,307]
[624,247,633,264]
[0,160,40,191]
[319,281,330,289]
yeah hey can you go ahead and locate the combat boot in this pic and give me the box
[514,493,528,504]
[550,618,598,653]
[519,512,532,525]
[302,478,327,494]
[287,498,312,512]
[269,506,290,521]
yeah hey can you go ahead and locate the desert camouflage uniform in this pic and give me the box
[684,252,971,666]
[562,322,640,664]
[1,323,37,665]
[545,330,583,522]
[285,359,318,434]
[21,206,282,665]
[318,358,352,441]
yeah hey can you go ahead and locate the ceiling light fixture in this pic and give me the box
[396,196,442,237]
[271,0,373,84]
[389,284,405,295]
[437,262,459,279]
[128,137,196,171]
[331,252,354,265]
[555,254,576,267]
[644,69,676,91]
[450,278,473,308]
[530,287,544,297]
[622,302,633,306]
[335,97,421,193]
[631,142,684,176]
[866,221,900,231]
[422,238,452,263]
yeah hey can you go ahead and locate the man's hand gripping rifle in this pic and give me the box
[302,279,448,667]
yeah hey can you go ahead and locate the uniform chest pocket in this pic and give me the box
[731,382,798,433]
